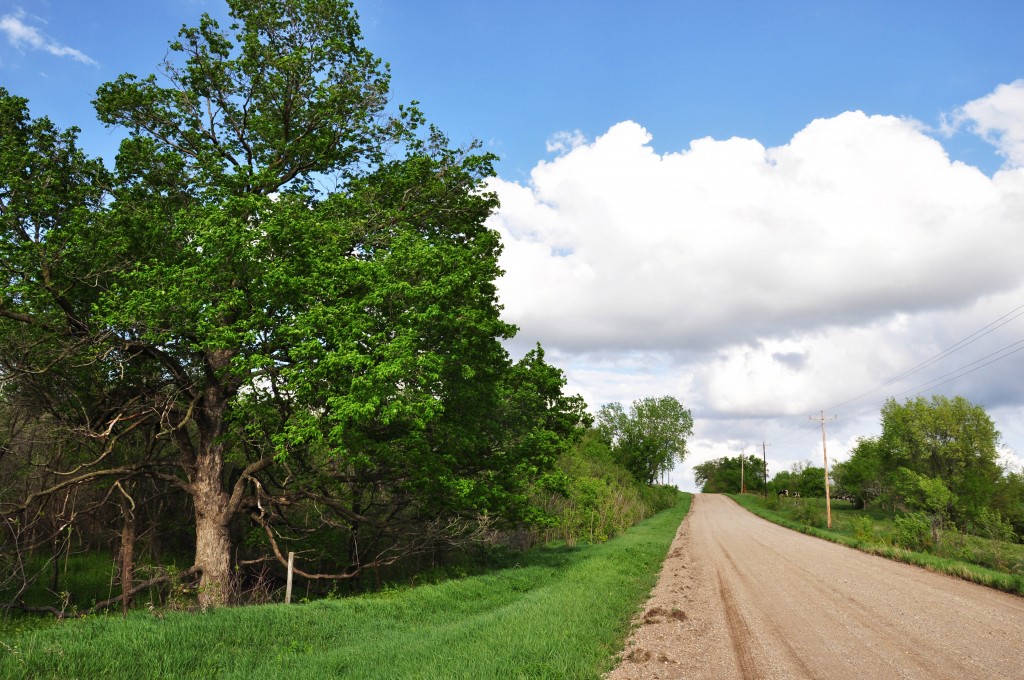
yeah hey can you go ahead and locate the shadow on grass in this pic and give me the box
[0,495,693,680]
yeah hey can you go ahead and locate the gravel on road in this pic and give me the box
[608,493,1024,679]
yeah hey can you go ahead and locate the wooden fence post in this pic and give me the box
[285,551,294,604]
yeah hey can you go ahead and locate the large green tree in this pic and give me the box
[0,0,586,609]
[878,395,1001,522]
[595,396,693,485]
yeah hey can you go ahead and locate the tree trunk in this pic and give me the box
[119,493,136,615]
[190,348,237,609]
[193,450,232,608]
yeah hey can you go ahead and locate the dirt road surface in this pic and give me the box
[608,493,1024,679]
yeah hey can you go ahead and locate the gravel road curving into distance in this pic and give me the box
[608,493,1024,679]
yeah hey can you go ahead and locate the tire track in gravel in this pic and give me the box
[608,493,1024,679]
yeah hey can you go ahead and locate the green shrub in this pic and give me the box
[789,498,825,528]
[975,507,1018,544]
[894,512,932,552]
[850,515,876,543]
[546,432,678,546]
[970,508,1019,570]
[936,529,970,561]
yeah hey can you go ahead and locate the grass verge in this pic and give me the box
[728,493,1024,596]
[0,493,691,679]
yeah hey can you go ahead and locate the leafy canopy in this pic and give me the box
[596,396,693,485]
[693,454,766,494]
[0,0,591,608]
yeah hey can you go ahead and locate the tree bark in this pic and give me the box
[193,449,232,608]
[190,348,237,609]
[119,492,136,615]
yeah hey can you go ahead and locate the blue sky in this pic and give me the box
[4,1,1024,489]
[4,1,1022,175]
[356,0,1024,178]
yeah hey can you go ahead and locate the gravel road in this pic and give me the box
[608,493,1024,679]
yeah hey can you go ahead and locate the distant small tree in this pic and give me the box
[797,466,827,498]
[693,454,765,494]
[768,462,824,497]
[768,469,798,495]
[595,396,693,485]
[991,466,1024,535]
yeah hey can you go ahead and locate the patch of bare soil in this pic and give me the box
[607,494,1024,679]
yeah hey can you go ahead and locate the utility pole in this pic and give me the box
[740,451,746,494]
[760,441,771,498]
[809,411,837,528]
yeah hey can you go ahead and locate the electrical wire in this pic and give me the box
[891,339,1024,400]
[761,302,1024,456]
[824,302,1024,413]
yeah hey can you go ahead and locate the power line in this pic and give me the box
[762,412,834,453]
[720,303,1024,475]
[834,336,1024,423]
[892,339,1024,400]
[825,302,1024,413]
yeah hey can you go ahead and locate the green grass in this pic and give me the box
[3,552,123,612]
[728,493,1024,596]
[1,551,189,627]
[0,493,691,679]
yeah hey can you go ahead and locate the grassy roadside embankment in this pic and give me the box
[0,493,691,679]
[727,493,1024,596]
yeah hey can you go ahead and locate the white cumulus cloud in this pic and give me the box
[489,83,1024,488]
[947,80,1024,168]
[490,112,1022,355]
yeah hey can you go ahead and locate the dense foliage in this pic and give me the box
[768,463,827,498]
[0,0,591,612]
[595,396,693,485]
[832,395,1022,536]
[693,454,766,494]
[543,431,680,545]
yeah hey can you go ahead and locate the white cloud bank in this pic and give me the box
[488,82,1024,486]
[490,111,1024,355]
[948,80,1024,168]
[0,9,97,65]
